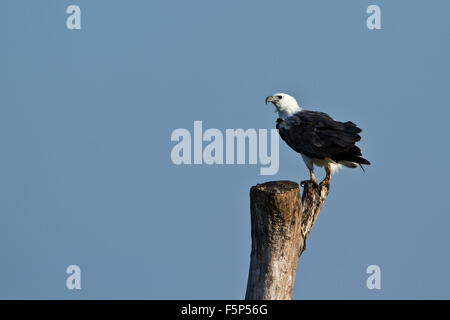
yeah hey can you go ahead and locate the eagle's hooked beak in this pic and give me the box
[265,96,274,104]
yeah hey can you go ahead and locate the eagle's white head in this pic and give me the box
[265,93,301,119]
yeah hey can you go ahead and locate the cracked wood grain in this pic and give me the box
[245,180,329,300]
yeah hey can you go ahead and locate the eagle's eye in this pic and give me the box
[277,95,283,99]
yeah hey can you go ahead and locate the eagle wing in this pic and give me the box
[277,110,370,165]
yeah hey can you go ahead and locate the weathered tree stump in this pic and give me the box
[245,180,329,300]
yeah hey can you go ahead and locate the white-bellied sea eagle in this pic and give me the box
[265,93,370,187]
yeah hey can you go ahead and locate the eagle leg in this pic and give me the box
[301,169,319,188]
[319,165,332,189]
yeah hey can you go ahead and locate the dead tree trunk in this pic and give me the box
[245,180,329,300]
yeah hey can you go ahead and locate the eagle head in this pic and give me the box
[265,93,301,119]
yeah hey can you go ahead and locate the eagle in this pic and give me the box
[265,93,370,187]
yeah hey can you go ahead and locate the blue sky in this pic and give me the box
[1,0,450,299]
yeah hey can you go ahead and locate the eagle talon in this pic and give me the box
[319,180,330,189]
[300,180,319,189]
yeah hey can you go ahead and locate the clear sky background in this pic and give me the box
[1,0,450,299]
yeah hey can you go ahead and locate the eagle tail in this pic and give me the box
[347,156,371,166]
[334,145,371,166]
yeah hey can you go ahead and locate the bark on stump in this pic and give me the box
[245,180,329,300]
